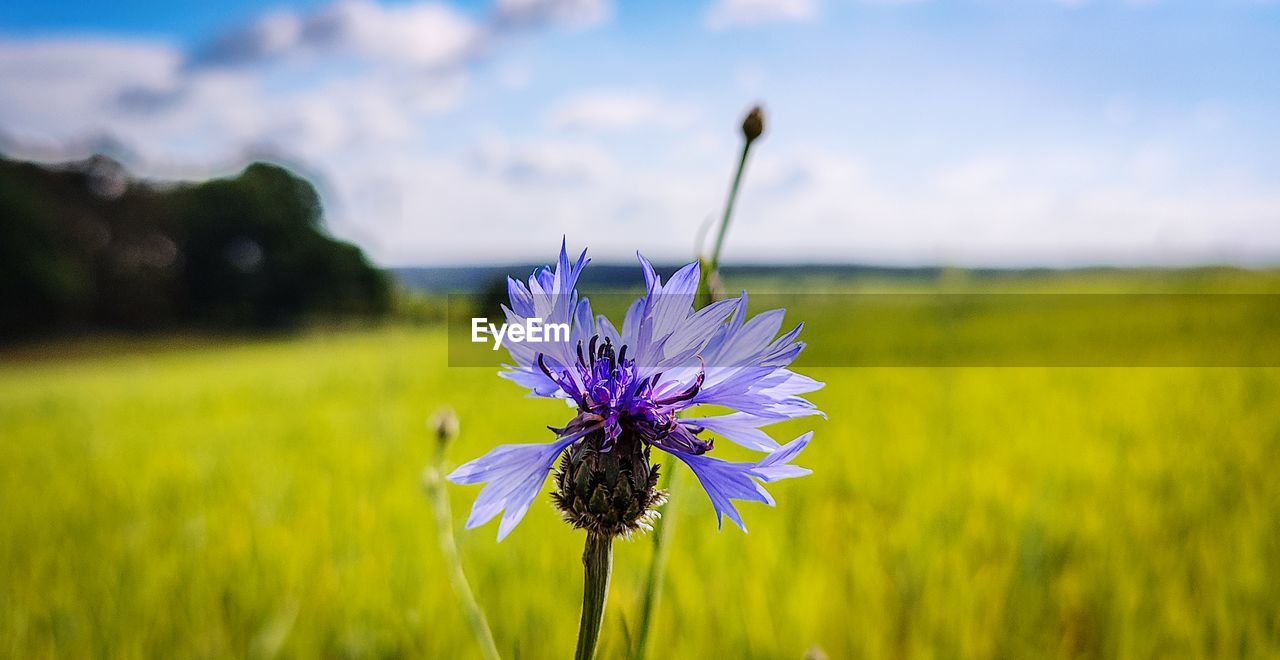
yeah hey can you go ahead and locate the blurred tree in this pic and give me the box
[0,154,389,338]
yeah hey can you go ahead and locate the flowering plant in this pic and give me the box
[449,242,823,540]
[439,105,809,660]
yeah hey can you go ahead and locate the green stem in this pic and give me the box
[710,141,753,273]
[574,533,614,660]
[427,458,501,660]
[634,128,757,660]
[631,456,677,660]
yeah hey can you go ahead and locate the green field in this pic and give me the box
[2,276,1279,658]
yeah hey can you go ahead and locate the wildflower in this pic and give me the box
[448,240,822,540]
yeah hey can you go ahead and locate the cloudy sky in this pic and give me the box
[2,0,1278,266]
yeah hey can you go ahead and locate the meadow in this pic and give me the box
[2,272,1279,658]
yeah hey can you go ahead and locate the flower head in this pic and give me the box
[449,240,823,540]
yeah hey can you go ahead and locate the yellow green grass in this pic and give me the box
[2,282,1279,657]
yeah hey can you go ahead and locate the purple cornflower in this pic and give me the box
[448,241,823,540]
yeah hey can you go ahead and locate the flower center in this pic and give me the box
[538,335,711,455]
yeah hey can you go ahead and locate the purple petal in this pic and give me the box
[507,277,534,317]
[680,413,786,452]
[636,251,660,294]
[662,433,813,531]
[669,450,771,531]
[749,432,814,482]
[447,432,582,540]
[596,314,622,346]
[658,297,740,365]
[647,261,700,340]
[621,295,647,349]
[498,366,562,398]
[498,241,595,400]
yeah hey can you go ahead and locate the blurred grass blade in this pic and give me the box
[424,418,501,660]
[631,458,677,660]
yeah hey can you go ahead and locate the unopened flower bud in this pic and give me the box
[742,105,765,144]
[428,407,460,448]
[552,430,667,539]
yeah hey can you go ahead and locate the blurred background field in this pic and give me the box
[4,2,1280,657]
[3,272,1278,658]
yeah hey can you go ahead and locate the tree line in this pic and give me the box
[0,154,390,339]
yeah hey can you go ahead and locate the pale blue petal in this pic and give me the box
[621,296,646,349]
[749,432,814,482]
[636,251,660,295]
[659,297,739,363]
[507,277,535,317]
[447,433,581,540]
[659,429,813,531]
[680,413,784,452]
[596,314,622,346]
[670,451,765,531]
[498,367,562,398]
[648,261,700,341]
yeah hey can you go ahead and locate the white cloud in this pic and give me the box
[0,1,640,268]
[494,0,613,30]
[717,144,1280,266]
[470,136,617,184]
[0,39,180,144]
[546,91,698,132]
[0,0,611,166]
[706,0,818,30]
[2,0,1278,268]
[496,61,534,89]
[297,134,1280,268]
[0,32,470,170]
[312,0,478,68]
[6,32,1277,268]
[189,0,478,70]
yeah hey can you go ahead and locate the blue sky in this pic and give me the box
[2,0,1278,266]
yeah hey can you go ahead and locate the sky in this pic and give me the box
[2,0,1279,267]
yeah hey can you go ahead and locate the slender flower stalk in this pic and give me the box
[423,409,501,660]
[696,104,765,305]
[635,104,768,660]
[574,533,613,660]
[448,234,820,658]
